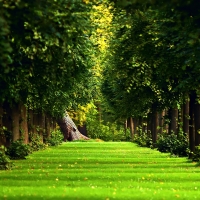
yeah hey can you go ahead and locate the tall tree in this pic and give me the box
[0,0,95,143]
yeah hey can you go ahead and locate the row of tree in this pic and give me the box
[0,0,97,146]
[101,0,200,153]
[1,0,200,155]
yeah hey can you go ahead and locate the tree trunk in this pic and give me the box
[11,103,20,142]
[0,105,5,146]
[147,113,152,137]
[151,103,158,146]
[183,100,189,136]
[20,104,29,144]
[50,116,54,133]
[33,111,39,136]
[57,114,89,141]
[189,91,195,155]
[134,118,138,135]
[38,112,45,142]
[124,119,127,137]
[158,111,164,134]
[45,114,51,139]
[53,117,57,131]
[130,117,134,139]
[164,109,169,134]
[168,108,172,134]
[152,111,158,145]
[194,100,200,146]
[28,109,34,136]
[169,107,178,135]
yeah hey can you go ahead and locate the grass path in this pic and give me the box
[1,142,200,200]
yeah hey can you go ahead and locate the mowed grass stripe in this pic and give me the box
[1,142,200,200]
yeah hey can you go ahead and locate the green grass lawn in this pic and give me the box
[1,142,200,200]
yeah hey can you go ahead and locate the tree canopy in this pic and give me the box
[101,0,200,118]
[0,0,96,117]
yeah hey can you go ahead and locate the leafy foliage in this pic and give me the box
[0,4,12,68]
[191,146,200,162]
[87,121,127,141]
[133,127,153,148]
[0,0,95,118]
[101,0,200,131]
[6,139,31,159]
[156,133,189,157]
[29,135,47,152]
[68,103,95,126]
[46,130,64,146]
[0,146,13,170]
[86,104,127,141]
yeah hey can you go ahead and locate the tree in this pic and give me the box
[0,0,95,144]
[102,0,200,151]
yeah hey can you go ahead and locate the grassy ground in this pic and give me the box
[1,142,200,200]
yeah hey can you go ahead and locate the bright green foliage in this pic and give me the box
[6,139,31,159]
[85,103,127,141]
[87,121,127,141]
[0,146,12,170]
[156,133,189,157]
[1,142,200,199]
[133,127,153,148]
[0,0,95,117]
[29,135,47,152]
[46,130,64,146]
[191,146,200,162]
[102,0,200,119]
[102,9,159,118]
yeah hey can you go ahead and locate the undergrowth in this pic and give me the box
[6,139,31,160]
[4,129,64,163]
[0,145,13,170]
[133,126,153,148]
[156,132,189,157]
[46,130,64,146]
[29,135,47,151]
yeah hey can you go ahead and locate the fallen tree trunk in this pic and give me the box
[57,113,90,141]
